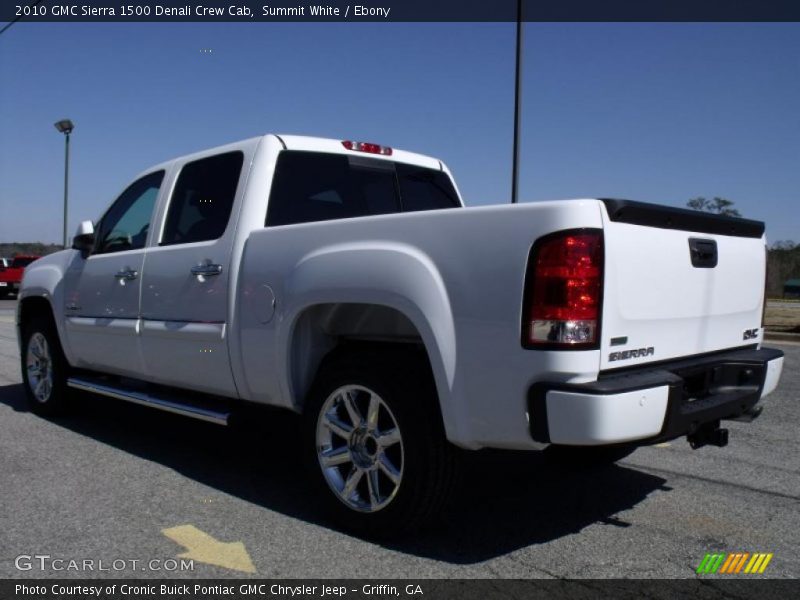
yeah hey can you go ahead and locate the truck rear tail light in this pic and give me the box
[522,229,604,349]
[341,140,393,156]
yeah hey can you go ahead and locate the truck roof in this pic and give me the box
[276,134,442,171]
[145,134,443,175]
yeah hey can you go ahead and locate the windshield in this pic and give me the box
[11,257,38,268]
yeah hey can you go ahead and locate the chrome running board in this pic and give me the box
[67,376,230,426]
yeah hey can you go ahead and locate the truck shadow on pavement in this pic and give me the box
[0,383,669,564]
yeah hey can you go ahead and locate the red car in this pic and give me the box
[0,255,40,298]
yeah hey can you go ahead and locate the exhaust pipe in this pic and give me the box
[688,421,729,449]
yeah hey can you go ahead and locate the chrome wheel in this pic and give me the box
[26,332,53,403]
[316,385,404,513]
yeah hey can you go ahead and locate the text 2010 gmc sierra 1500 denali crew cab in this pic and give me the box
[17,134,784,533]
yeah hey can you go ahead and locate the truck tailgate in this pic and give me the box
[599,199,766,371]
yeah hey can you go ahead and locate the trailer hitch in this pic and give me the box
[687,421,729,449]
[727,404,763,423]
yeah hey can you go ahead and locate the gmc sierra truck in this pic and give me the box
[17,134,784,533]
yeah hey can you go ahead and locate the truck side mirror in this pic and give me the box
[72,220,95,257]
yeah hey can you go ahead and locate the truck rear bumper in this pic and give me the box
[528,347,784,446]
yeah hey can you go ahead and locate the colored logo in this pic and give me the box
[696,552,773,574]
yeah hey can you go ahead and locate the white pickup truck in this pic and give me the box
[18,134,784,533]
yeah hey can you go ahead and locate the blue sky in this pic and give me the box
[1,22,798,244]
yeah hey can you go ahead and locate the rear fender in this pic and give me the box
[279,241,463,441]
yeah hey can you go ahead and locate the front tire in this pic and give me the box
[21,314,71,417]
[303,347,459,536]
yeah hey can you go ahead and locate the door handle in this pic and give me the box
[190,264,223,277]
[688,238,718,268]
[114,269,138,281]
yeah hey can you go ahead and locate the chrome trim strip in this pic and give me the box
[65,317,139,335]
[139,319,225,341]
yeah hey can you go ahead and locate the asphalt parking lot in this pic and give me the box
[1,298,798,579]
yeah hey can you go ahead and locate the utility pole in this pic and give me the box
[511,0,523,204]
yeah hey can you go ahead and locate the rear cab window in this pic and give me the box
[395,163,461,212]
[266,151,459,227]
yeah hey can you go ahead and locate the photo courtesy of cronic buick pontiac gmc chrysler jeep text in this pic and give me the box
[17,134,784,534]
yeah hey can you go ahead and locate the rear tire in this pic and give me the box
[20,314,71,417]
[303,346,459,537]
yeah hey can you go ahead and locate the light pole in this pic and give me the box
[54,119,74,248]
[511,0,523,204]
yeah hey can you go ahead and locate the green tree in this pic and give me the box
[0,243,63,258]
[686,196,742,217]
[771,240,797,251]
[767,241,800,297]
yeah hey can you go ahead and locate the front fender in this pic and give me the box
[17,250,77,363]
